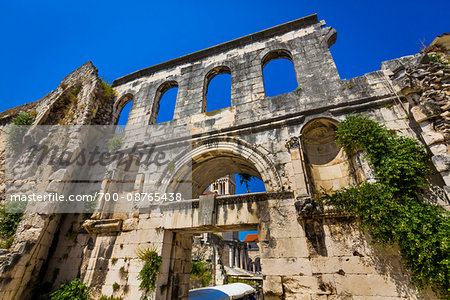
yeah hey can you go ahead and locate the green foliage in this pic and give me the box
[108,136,122,152]
[100,78,117,98]
[137,247,162,293]
[111,257,118,265]
[238,174,254,190]
[321,115,449,298]
[99,295,123,300]
[112,282,120,292]
[7,112,35,150]
[0,204,22,242]
[294,86,302,92]
[167,161,175,172]
[12,112,35,125]
[429,53,449,65]
[0,235,15,249]
[190,261,212,287]
[226,276,260,287]
[48,278,89,300]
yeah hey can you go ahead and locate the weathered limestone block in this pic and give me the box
[82,219,122,234]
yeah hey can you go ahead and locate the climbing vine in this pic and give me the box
[137,247,162,294]
[321,115,449,298]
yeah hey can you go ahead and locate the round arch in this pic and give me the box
[159,137,282,199]
[202,65,232,113]
[261,49,294,68]
[150,81,179,125]
[112,93,134,125]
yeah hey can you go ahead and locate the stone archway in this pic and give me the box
[160,137,282,199]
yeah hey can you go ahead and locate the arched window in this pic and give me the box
[203,66,232,112]
[117,101,132,126]
[113,94,133,125]
[262,50,298,97]
[150,81,178,124]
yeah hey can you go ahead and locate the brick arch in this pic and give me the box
[160,137,282,199]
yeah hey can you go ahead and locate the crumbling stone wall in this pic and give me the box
[0,62,116,300]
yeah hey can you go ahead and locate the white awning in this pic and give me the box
[189,283,256,300]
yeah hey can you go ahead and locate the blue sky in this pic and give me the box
[1,1,448,240]
[1,0,449,113]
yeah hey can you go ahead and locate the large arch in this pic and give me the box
[160,137,282,199]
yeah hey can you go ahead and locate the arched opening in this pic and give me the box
[191,150,264,199]
[262,50,298,97]
[162,138,281,200]
[113,94,134,125]
[203,66,232,112]
[150,81,178,124]
[301,118,355,195]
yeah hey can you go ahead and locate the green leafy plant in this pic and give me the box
[190,261,212,287]
[99,295,123,300]
[47,278,89,300]
[7,112,35,150]
[294,86,302,92]
[108,136,122,151]
[321,115,449,298]
[429,53,449,65]
[167,161,175,172]
[0,204,22,247]
[112,282,120,292]
[100,78,117,98]
[111,257,118,265]
[137,247,162,293]
[0,235,15,249]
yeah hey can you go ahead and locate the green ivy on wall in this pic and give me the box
[321,115,449,298]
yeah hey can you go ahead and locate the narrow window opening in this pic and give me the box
[150,81,178,125]
[262,50,298,97]
[117,100,133,126]
[156,87,178,124]
[204,67,232,112]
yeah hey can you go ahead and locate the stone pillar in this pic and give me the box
[285,136,310,196]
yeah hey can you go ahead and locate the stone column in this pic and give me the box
[285,136,310,196]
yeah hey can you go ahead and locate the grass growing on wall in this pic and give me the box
[7,111,35,150]
[137,247,162,293]
[45,278,89,300]
[321,115,449,298]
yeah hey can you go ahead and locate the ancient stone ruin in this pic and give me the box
[0,14,449,299]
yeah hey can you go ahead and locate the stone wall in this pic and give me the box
[0,62,117,300]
